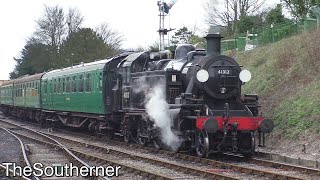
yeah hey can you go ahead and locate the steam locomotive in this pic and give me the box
[0,34,273,157]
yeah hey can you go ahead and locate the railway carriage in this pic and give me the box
[0,80,15,112]
[39,53,131,130]
[0,74,43,120]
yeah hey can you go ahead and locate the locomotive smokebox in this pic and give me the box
[205,34,223,56]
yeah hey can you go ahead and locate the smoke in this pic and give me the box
[133,77,182,150]
[132,76,148,94]
[145,84,182,151]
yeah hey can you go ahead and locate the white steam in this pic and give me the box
[132,77,182,150]
[145,84,181,150]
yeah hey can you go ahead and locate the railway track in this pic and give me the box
[0,128,30,180]
[0,119,106,180]
[2,117,320,179]
[0,118,237,179]
[48,128,320,180]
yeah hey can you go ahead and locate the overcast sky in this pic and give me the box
[0,0,280,80]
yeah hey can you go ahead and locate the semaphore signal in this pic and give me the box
[157,0,177,51]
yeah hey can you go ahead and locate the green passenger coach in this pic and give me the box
[0,80,15,106]
[0,52,131,134]
[41,61,106,115]
[14,73,44,109]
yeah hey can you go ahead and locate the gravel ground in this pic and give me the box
[0,128,22,164]
[258,133,320,162]
[233,162,317,180]
[0,127,23,179]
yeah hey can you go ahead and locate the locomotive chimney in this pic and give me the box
[205,34,223,56]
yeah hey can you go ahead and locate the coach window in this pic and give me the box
[30,82,33,96]
[53,79,56,94]
[79,75,84,92]
[66,77,70,93]
[99,72,102,92]
[35,82,38,96]
[72,76,76,93]
[86,73,92,92]
[62,78,65,93]
[44,81,47,95]
[35,82,38,93]
[57,78,61,94]
[33,82,35,96]
[49,80,52,94]
[23,84,26,97]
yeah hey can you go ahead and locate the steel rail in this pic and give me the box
[0,127,34,180]
[0,119,108,180]
[1,118,314,179]
[50,130,310,180]
[10,130,177,180]
[249,157,320,176]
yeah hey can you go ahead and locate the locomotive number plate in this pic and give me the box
[217,69,231,75]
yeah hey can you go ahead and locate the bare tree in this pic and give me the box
[66,8,84,34]
[35,5,66,48]
[204,0,266,27]
[95,23,124,53]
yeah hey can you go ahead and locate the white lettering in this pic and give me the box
[79,166,89,177]
[33,163,43,177]
[69,163,78,176]
[2,163,12,176]
[12,163,22,176]
[1,163,121,177]
[105,166,115,176]
[23,166,32,177]
[44,166,54,177]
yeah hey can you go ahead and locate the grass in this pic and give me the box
[234,29,320,139]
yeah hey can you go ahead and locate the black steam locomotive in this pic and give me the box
[0,33,273,158]
[110,34,274,157]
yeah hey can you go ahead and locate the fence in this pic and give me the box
[221,18,319,53]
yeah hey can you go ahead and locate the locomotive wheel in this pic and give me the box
[122,119,131,144]
[138,136,148,146]
[137,120,148,146]
[107,129,114,140]
[243,132,256,158]
[153,137,163,151]
[123,128,131,144]
[250,132,256,152]
[105,122,114,140]
[196,130,209,158]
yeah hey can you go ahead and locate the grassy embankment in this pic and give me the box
[236,29,320,139]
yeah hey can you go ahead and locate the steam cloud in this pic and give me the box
[133,77,182,150]
[145,84,181,150]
